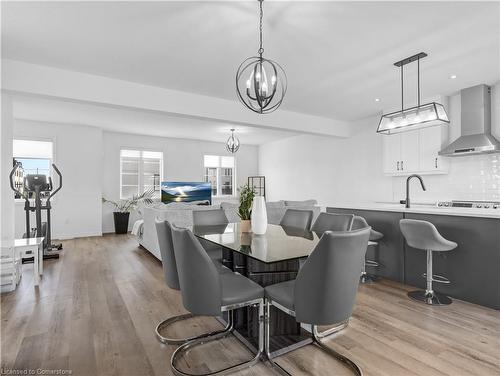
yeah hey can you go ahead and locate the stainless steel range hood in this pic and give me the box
[439,84,500,157]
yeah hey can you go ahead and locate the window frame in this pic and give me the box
[119,148,163,199]
[203,155,236,197]
[13,137,55,202]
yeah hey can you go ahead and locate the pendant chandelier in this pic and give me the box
[236,0,287,114]
[226,129,240,154]
[377,52,450,135]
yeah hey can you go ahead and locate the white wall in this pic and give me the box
[259,83,500,206]
[101,131,259,233]
[259,117,393,206]
[1,95,15,243]
[13,120,103,239]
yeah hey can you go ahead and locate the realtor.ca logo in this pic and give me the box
[1,369,72,375]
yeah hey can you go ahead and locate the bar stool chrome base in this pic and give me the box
[408,290,452,306]
[155,313,232,345]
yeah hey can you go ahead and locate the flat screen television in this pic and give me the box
[161,181,212,204]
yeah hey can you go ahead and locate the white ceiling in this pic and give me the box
[12,96,299,145]
[2,1,500,122]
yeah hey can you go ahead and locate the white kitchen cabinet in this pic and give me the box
[419,126,449,173]
[382,130,419,174]
[381,126,449,175]
[382,134,401,173]
[400,131,420,172]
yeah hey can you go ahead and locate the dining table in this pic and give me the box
[192,222,372,358]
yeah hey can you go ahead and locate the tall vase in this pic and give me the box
[251,196,268,235]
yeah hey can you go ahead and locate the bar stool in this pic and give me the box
[400,219,457,305]
[264,228,371,376]
[351,216,384,284]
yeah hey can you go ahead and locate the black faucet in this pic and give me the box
[404,174,426,208]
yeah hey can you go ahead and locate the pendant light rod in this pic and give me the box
[401,64,404,112]
[258,0,264,57]
[417,56,421,107]
[394,52,427,113]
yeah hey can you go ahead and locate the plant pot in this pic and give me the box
[113,212,130,234]
[240,219,252,233]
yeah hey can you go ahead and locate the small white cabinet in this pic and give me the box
[382,126,449,175]
[418,126,449,173]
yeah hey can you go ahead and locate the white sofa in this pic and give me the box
[137,199,320,260]
[137,202,238,259]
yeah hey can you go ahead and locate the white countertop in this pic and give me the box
[327,202,500,219]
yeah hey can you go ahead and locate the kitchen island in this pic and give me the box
[328,203,500,310]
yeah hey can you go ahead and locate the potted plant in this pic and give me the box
[102,189,155,234]
[238,184,256,233]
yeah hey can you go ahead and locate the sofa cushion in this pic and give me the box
[266,201,286,225]
[266,200,286,209]
[285,199,318,207]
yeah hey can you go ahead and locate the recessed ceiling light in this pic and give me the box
[450,75,457,79]
[375,98,380,102]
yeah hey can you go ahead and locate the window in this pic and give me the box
[203,155,235,196]
[120,150,163,199]
[13,139,53,199]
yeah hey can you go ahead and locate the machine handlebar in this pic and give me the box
[9,162,29,202]
[48,164,62,200]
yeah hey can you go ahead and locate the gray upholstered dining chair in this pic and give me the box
[400,219,457,305]
[154,219,231,345]
[192,208,229,261]
[280,208,314,230]
[264,228,371,376]
[311,212,354,234]
[170,224,265,375]
[351,216,384,284]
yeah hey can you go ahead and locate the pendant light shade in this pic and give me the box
[378,102,449,134]
[377,52,450,135]
[236,0,287,114]
[226,129,240,154]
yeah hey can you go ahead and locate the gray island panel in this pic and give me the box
[328,206,500,310]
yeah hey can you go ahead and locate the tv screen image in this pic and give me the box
[161,182,212,204]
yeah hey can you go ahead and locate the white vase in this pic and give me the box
[251,196,268,235]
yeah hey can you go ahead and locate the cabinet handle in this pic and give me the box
[397,161,400,171]
[435,157,438,169]
[401,161,404,170]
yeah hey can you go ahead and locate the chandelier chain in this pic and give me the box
[258,0,264,56]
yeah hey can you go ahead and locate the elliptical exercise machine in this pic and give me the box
[10,162,63,260]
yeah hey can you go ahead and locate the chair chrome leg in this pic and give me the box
[360,272,379,284]
[170,302,264,376]
[155,313,232,345]
[264,300,292,376]
[313,319,349,339]
[312,325,363,376]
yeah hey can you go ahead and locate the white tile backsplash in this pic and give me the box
[392,154,500,203]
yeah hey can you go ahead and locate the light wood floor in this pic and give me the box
[1,235,499,376]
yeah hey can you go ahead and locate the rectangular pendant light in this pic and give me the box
[377,52,450,135]
[377,102,449,134]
